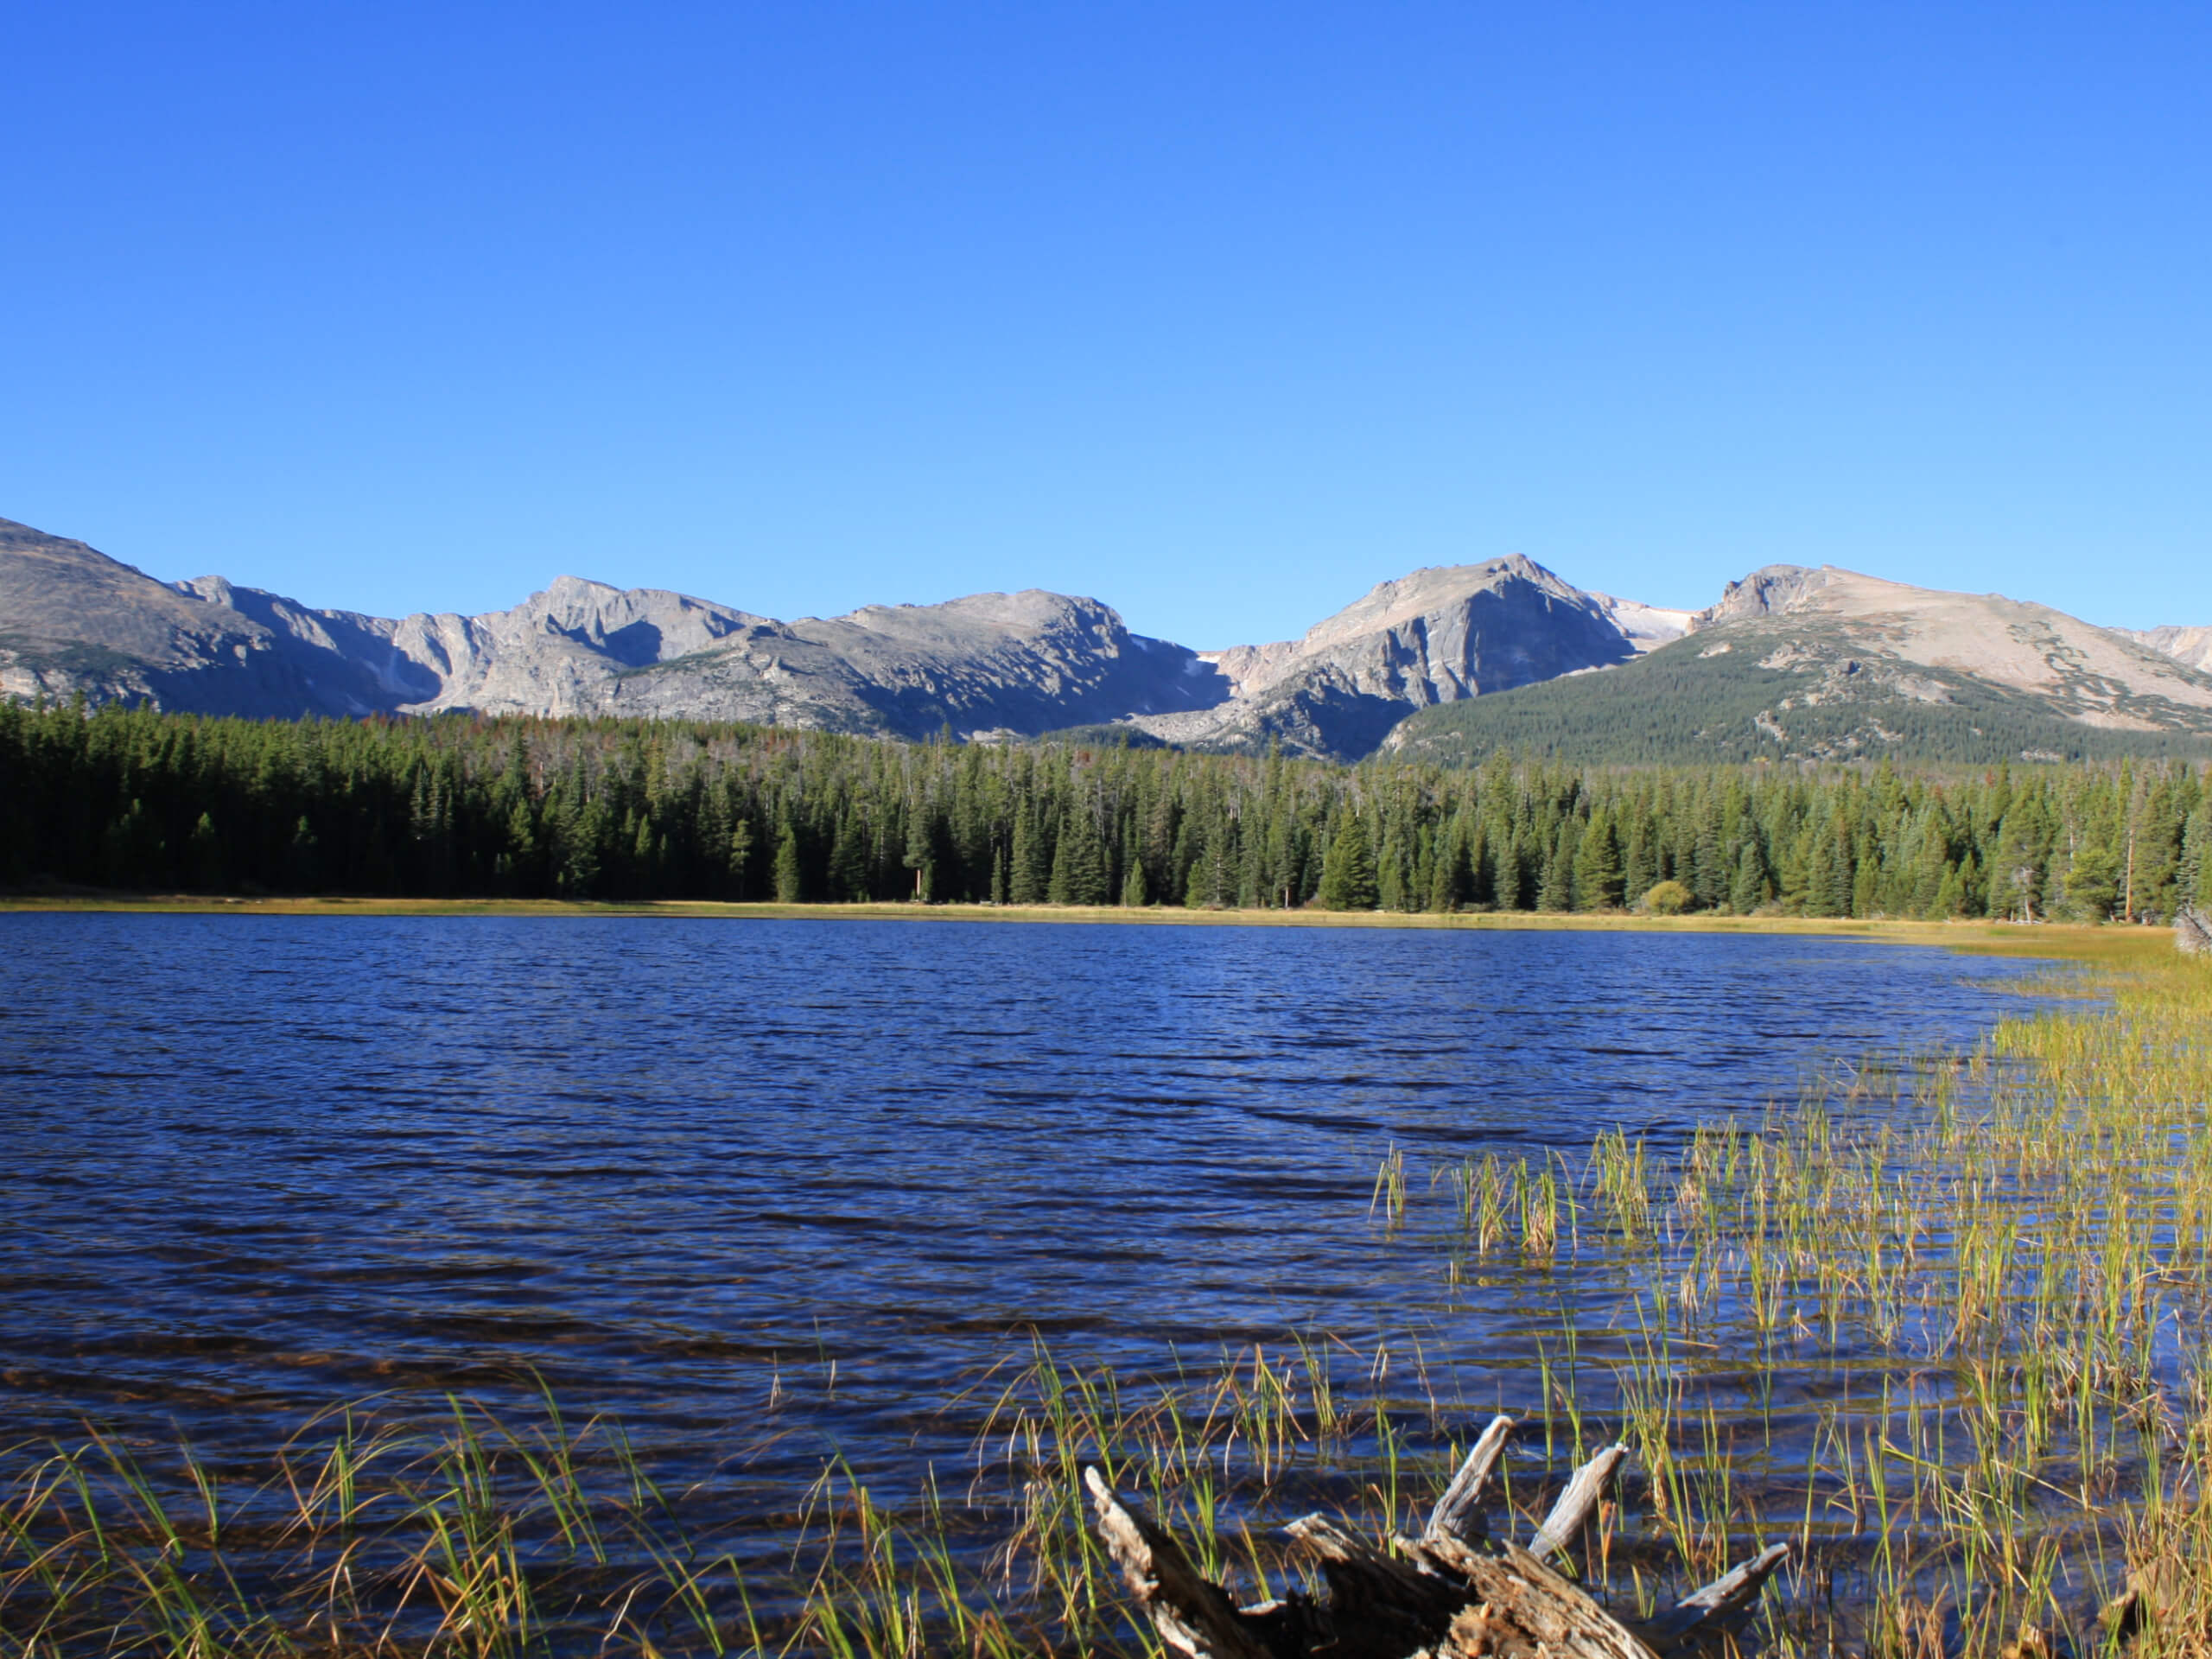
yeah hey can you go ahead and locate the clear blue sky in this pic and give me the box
[4,2,2207,643]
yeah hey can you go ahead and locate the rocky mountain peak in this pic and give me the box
[0,514,1681,758]
[1691,563,1841,626]
[1121,554,1654,758]
[1298,556,1572,648]
[2122,625,2212,675]
[828,588,1131,652]
[14,508,2203,765]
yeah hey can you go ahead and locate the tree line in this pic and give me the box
[3,700,2209,923]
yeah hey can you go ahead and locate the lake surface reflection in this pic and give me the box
[0,916,2033,1491]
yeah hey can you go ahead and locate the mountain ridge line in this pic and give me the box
[2,512,2206,765]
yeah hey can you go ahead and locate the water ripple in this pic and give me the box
[0,914,2033,1491]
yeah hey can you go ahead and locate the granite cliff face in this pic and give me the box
[10,512,2201,764]
[0,517,1228,741]
[0,518,357,717]
[0,517,1674,757]
[1125,557,1685,757]
[586,588,1228,737]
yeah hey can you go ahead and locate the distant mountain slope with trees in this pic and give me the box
[1387,566,2212,767]
[5,702,2208,925]
[1386,627,2212,767]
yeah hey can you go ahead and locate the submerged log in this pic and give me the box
[1085,1417,1789,1659]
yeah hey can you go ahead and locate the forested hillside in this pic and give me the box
[1387,623,2212,766]
[4,701,2209,923]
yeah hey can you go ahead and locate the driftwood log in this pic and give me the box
[1085,1414,1789,1659]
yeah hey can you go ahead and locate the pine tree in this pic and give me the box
[632,812,660,895]
[1427,821,1466,913]
[286,815,320,892]
[4,699,2206,918]
[1622,817,1651,902]
[1688,792,1727,910]
[1954,851,1984,917]
[1182,842,1217,908]
[188,811,224,893]
[502,797,539,889]
[902,804,934,901]
[1850,831,1880,918]
[827,817,868,900]
[1992,804,2047,920]
[1572,812,1624,911]
[727,818,754,899]
[2062,840,2120,920]
[773,824,804,904]
[1316,815,1379,910]
[1536,820,1575,912]
[1046,830,1070,904]
[1377,818,1409,912]
[2187,798,2212,909]
[1008,800,1047,905]
[1122,857,1148,906]
[1053,802,1109,906]
[101,798,158,888]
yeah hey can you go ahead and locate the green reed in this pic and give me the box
[1382,946,2212,1659]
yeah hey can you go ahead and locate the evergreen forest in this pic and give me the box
[4,700,2210,923]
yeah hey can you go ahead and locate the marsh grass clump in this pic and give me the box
[6,947,2211,1657]
[1371,1143,1410,1228]
[0,1393,791,1659]
[1367,946,2212,1659]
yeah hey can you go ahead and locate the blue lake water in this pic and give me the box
[0,915,2041,1499]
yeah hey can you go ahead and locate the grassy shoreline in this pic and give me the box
[0,890,2177,961]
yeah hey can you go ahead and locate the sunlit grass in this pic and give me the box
[1369,940,2212,1659]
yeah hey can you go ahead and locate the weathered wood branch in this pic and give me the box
[1424,1413,1513,1547]
[1529,1441,1628,1561]
[1084,1421,1791,1659]
[1083,1466,1276,1659]
[1645,1548,1796,1637]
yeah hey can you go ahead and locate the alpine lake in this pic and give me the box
[1,913,2195,1656]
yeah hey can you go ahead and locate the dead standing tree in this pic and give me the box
[1085,1414,1789,1659]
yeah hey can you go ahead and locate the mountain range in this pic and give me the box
[1387,566,2212,766]
[2,512,2206,765]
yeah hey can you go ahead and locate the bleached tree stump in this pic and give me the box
[1085,1415,1787,1659]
